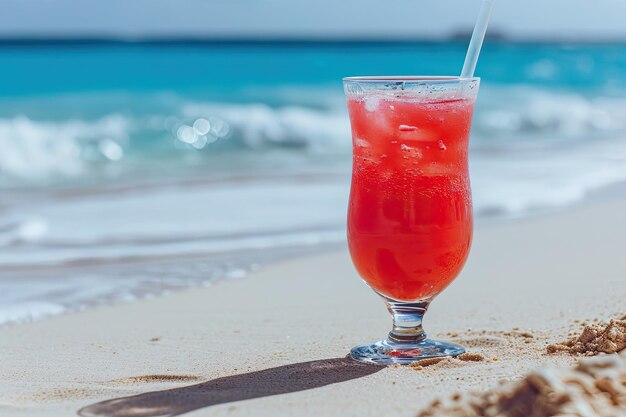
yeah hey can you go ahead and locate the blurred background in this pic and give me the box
[2,0,626,324]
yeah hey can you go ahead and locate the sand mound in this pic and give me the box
[547,316,626,356]
[416,352,626,417]
[409,353,485,371]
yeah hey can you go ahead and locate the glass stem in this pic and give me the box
[384,298,431,344]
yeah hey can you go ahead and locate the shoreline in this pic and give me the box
[1,197,625,416]
[2,181,625,328]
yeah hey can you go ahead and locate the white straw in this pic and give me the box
[461,0,494,78]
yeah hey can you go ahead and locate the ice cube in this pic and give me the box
[364,96,380,112]
[399,125,438,142]
[400,144,422,159]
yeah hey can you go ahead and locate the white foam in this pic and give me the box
[0,178,349,268]
[0,302,65,324]
[0,114,130,181]
[0,217,48,246]
[182,102,351,153]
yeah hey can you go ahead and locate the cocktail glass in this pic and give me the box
[344,76,480,365]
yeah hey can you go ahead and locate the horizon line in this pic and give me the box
[1,34,626,46]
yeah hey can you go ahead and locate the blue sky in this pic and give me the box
[3,0,626,39]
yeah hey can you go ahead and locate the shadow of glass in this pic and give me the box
[78,357,381,417]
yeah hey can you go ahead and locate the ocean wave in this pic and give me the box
[0,179,348,266]
[0,114,130,182]
[1,86,626,162]
[0,100,352,183]
[2,86,626,219]
[474,87,626,141]
[182,102,350,152]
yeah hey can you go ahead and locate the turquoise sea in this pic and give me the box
[2,41,626,324]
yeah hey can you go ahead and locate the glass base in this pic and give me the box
[350,338,465,365]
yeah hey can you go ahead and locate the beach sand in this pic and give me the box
[1,200,625,417]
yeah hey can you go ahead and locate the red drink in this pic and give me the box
[347,94,475,302]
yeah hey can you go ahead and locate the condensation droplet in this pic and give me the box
[355,138,369,148]
[399,125,418,132]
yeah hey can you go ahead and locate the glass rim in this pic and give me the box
[342,76,480,83]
